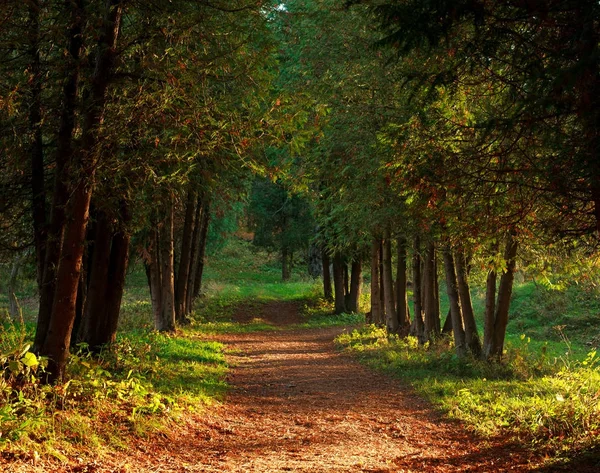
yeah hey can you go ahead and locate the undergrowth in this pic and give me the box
[336,325,600,458]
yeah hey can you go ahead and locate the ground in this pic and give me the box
[3,302,598,472]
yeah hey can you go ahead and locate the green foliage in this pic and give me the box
[336,325,600,455]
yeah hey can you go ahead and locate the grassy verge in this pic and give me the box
[336,323,600,464]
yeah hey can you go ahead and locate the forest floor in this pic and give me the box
[3,301,598,473]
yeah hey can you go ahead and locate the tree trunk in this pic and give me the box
[442,245,467,358]
[410,237,425,342]
[322,249,333,302]
[332,253,346,314]
[185,196,203,313]
[77,210,112,350]
[40,0,124,382]
[379,240,386,322]
[423,240,440,341]
[103,205,131,344]
[370,238,382,324]
[348,259,362,313]
[175,188,196,323]
[308,241,322,278]
[157,200,176,332]
[148,225,163,328]
[382,230,398,333]
[396,236,410,336]
[484,234,518,360]
[191,200,211,302]
[33,0,85,353]
[455,247,481,356]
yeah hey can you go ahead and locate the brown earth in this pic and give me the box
[3,301,599,472]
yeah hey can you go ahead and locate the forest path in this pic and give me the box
[134,301,540,473]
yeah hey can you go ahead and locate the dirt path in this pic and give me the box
[134,301,540,473]
[5,301,588,472]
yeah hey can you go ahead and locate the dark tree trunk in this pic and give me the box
[322,249,333,302]
[396,236,410,336]
[332,253,346,314]
[410,237,425,342]
[149,226,163,327]
[186,196,203,313]
[77,210,112,350]
[423,240,440,341]
[484,234,518,360]
[157,199,176,332]
[370,238,382,324]
[348,259,362,313]
[175,188,196,323]
[382,230,397,333]
[33,0,85,353]
[442,246,467,358]
[103,204,131,344]
[379,240,386,321]
[40,0,124,382]
[191,200,211,302]
[442,309,452,334]
[308,241,322,278]
[455,247,481,356]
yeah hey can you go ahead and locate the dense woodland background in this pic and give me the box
[1,0,600,468]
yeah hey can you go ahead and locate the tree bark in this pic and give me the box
[442,245,467,358]
[149,225,163,328]
[157,199,176,332]
[175,188,196,323]
[410,237,425,342]
[423,240,440,341]
[370,238,382,324]
[396,236,410,336]
[348,259,362,313]
[33,0,85,353]
[103,204,131,344]
[382,230,397,333]
[455,247,481,356]
[185,196,203,313]
[322,249,333,302]
[77,210,112,351]
[191,200,211,302]
[332,252,346,314]
[484,234,518,360]
[282,246,291,281]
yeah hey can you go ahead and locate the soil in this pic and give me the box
[3,301,599,472]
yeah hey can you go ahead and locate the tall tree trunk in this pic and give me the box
[191,200,211,302]
[370,238,381,324]
[103,203,131,344]
[33,0,85,353]
[442,245,467,358]
[185,196,203,313]
[484,234,518,360]
[322,249,333,302]
[410,237,425,342]
[455,247,481,356]
[175,188,196,323]
[149,226,163,327]
[348,259,362,313]
[77,210,112,351]
[423,240,440,341]
[396,236,410,336]
[28,1,46,291]
[382,230,397,333]
[379,240,386,322]
[157,199,176,332]
[332,253,346,314]
[40,0,124,382]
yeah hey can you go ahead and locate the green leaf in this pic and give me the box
[21,352,39,368]
[8,360,21,374]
